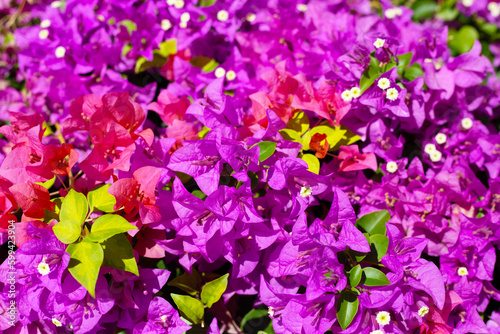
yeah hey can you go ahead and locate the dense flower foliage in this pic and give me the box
[0,0,500,333]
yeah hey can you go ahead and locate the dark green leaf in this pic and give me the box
[355,210,390,236]
[369,234,389,262]
[411,0,438,21]
[348,265,362,287]
[168,269,202,296]
[448,26,479,55]
[67,239,104,298]
[53,219,81,244]
[86,214,137,243]
[60,189,88,225]
[88,184,116,213]
[201,273,229,308]
[404,63,424,81]
[101,234,139,276]
[256,142,277,163]
[241,309,269,329]
[361,267,391,286]
[396,52,413,77]
[336,291,359,330]
[359,56,381,93]
[171,294,205,324]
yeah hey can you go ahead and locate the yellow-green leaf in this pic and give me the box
[67,239,104,298]
[53,218,81,244]
[171,294,205,324]
[301,154,320,174]
[200,273,229,308]
[60,189,88,225]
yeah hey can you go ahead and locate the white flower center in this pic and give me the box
[38,261,50,275]
[226,70,236,81]
[179,21,187,28]
[52,318,62,327]
[458,267,468,276]
[370,331,384,334]
[429,150,442,162]
[296,4,308,12]
[462,0,474,7]
[435,133,447,145]
[268,307,275,317]
[341,89,353,102]
[386,161,398,173]
[40,19,51,28]
[424,143,436,155]
[174,0,185,8]
[374,38,386,49]
[217,10,229,21]
[51,1,62,8]
[161,19,172,31]
[384,8,402,19]
[300,185,313,198]
[488,3,500,17]
[376,311,391,326]
[161,314,168,322]
[180,12,190,22]
[246,13,256,22]
[386,88,399,101]
[39,29,49,39]
[350,87,361,98]
[166,0,176,5]
[215,67,226,78]
[377,78,390,90]
[461,118,473,130]
[55,46,66,58]
[418,305,429,317]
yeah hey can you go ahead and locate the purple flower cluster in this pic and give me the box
[0,0,499,333]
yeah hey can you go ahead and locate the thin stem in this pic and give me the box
[5,0,27,29]
[56,174,69,192]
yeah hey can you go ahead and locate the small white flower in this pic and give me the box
[166,0,176,5]
[462,0,474,7]
[435,133,447,145]
[297,4,308,12]
[179,21,187,28]
[300,185,313,198]
[40,19,51,28]
[160,314,168,322]
[418,305,430,317]
[52,318,62,327]
[55,46,66,58]
[374,38,385,49]
[376,311,391,326]
[161,19,172,31]
[39,29,49,39]
[341,89,353,102]
[268,306,275,317]
[488,3,500,17]
[174,0,185,8]
[385,8,397,19]
[226,70,236,81]
[246,13,256,22]
[424,143,436,155]
[458,267,468,276]
[394,8,403,15]
[386,161,398,173]
[50,1,62,8]
[386,88,399,101]
[217,10,229,22]
[215,67,226,78]
[370,331,384,334]
[180,12,190,22]
[377,78,390,90]
[429,150,442,162]
[350,87,361,98]
[461,117,473,130]
[37,261,50,275]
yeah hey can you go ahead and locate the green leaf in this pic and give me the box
[199,0,216,6]
[118,20,137,35]
[86,214,137,243]
[348,265,362,287]
[336,291,359,330]
[301,154,320,174]
[361,267,391,286]
[171,294,205,324]
[411,0,438,21]
[37,175,56,190]
[256,142,277,163]
[287,111,309,135]
[241,309,270,329]
[167,269,202,296]
[191,190,207,200]
[448,26,479,55]
[60,189,88,225]
[369,234,389,262]
[359,56,381,93]
[404,63,424,81]
[101,234,139,276]
[155,39,177,58]
[53,219,81,244]
[436,8,458,21]
[309,125,346,150]
[355,210,390,236]
[66,239,104,298]
[88,184,116,213]
[201,273,229,308]
[396,52,413,77]
[279,129,301,142]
